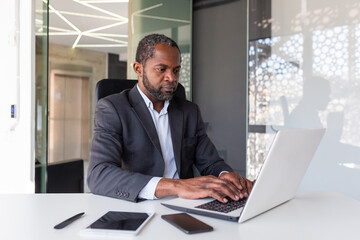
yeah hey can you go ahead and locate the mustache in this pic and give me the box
[161,83,178,90]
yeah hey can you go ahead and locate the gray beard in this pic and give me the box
[142,71,176,101]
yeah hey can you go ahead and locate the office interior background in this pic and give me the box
[0,0,359,200]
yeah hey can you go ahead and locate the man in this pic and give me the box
[88,34,253,203]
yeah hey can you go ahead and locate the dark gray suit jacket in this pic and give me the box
[87,86,233,202]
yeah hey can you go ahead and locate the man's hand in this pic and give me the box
[155,174,254,203]
[219,172,254,199]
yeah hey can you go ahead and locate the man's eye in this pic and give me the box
[156,68,165,72]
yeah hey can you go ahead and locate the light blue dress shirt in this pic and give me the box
[137,85,179,199]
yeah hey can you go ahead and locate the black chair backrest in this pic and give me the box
[35,159,84,193]
[95,79,186,104]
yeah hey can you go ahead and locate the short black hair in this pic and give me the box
[135,34,181,65]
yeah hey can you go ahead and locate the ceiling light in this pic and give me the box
[48,4,81,33]
[72,33,83,48]
[37,9,124,21]
[76,44,127,48]
[136,14,190,24]
[88,33,127,38]
[84,21,127,34]
[131,3,163,34]
[78,0,129,3]
[73,0,128,21]
[39,0,129,53]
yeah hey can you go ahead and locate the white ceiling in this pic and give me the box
[36,0,129,60]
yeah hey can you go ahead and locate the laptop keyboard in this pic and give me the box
[195,197,247,213]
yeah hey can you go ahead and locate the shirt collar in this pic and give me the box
[137,84,169,113]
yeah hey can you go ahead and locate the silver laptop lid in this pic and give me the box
[239,128,325,223]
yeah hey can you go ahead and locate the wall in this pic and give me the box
[44,42,107,142]
[0,0,34,193]
[47,42,107,102]
[44,43,106,192]
[193,0,248,175]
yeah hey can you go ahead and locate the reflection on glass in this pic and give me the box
[33,0,192,192]
[35,0,124,192]
[248,0,360,199]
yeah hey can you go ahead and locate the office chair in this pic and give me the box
[95,79,186,103]
[35,159,84,193]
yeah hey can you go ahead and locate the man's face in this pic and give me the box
[136,43,181,102]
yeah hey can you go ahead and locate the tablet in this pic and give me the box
[79,211,154,237]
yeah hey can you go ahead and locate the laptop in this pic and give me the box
[162,128,325,223]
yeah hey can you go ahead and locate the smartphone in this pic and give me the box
[161,213,213,234]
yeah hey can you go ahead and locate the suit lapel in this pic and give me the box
[168,98,183,175]
[128,86,163,158]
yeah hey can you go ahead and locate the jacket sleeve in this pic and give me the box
[87,98,152,202]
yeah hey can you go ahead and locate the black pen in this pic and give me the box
[54,212,85,229]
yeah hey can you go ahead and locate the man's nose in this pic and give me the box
[164,70,177,82]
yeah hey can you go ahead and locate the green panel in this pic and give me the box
[129,0,192,100]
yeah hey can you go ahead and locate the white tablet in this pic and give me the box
[79,211,154,237]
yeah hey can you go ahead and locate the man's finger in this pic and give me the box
[208,189,228,203]
[246,179,253,193]
[220,172,243,190]
[206,179,240,201]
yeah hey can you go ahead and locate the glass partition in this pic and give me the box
[35,0,49,193]
[33,0,192,192]
[248,0,360,199]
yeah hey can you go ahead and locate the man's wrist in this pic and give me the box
[154,178,180,198]
[138,177,162,200]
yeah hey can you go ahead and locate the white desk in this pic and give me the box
[1,192,359,240]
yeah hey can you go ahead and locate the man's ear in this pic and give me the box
[133,62,143,77]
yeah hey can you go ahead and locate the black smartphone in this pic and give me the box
[161,213,213,234]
